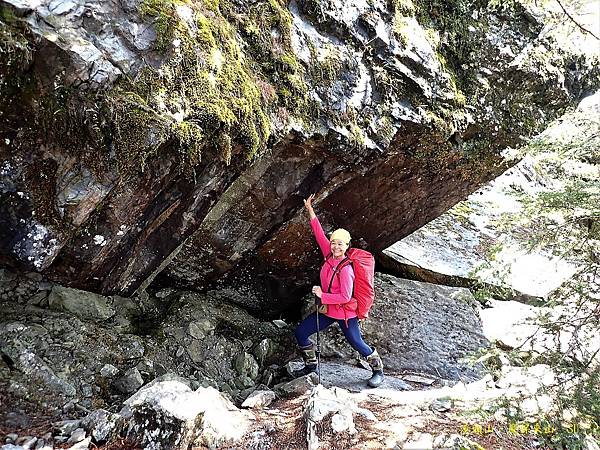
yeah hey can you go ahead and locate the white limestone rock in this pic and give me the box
[120,380,251,450]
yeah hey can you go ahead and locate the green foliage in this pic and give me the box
[468,241,522,303]
[569,368,600,418]
[506,111,600,256]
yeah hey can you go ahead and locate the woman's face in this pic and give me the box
[330,239,349,258]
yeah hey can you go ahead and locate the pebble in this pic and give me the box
[66,428,86,445]
[100,364,118,377]
[54,419,81,436]
[16,436,37,449]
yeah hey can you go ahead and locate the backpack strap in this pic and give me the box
[337,258,354,296]
[326,256,350,293]
[325,256,355,327]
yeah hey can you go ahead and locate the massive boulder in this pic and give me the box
[0,0,597,310]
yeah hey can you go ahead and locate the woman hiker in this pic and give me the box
[291,193,384,388]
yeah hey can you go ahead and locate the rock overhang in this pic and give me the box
[0,0,597,305]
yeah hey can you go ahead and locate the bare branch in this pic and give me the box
[555,0,600,41]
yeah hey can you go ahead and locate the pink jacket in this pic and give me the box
[310,216,357,320]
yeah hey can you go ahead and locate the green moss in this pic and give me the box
[396,16,412,46]
[307,41,344,87]
[222,0,308,111]
[278,52,301,72]
[423,109,452,135]
[389,0,416,45]
[423,27,440,48]
[348,123,366,150]
[196,12,217,49]
[447,71,467,107]
[373,115,396,146]
[107,90,171,173]
[0,17,32,78]
[216,133,232,165]
[414,0,481,95]
[0,0,312,178]
[171,120,204,165]
[203,0,220,12]
[107,0,285,173]
[139,0,183,52]
[389,0,415,15]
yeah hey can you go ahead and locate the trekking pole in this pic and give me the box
[315,298,322,385]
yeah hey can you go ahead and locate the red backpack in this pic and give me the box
[327,248,375,319]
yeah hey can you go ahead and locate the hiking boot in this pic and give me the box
[291,363,318,378]
[291,343,318,378]
[366,349,384,388]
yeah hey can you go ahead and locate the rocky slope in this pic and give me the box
[1,2,599,447]
[3,264,598,450]
[1,0,597,310]
[0,266,487,411]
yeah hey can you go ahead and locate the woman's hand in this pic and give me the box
[312,285,322,298]
[304,193,316,219]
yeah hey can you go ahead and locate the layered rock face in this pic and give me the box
[0,0,597,311]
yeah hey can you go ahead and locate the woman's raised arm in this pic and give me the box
[304,193,316,220]
[304,194,330,258]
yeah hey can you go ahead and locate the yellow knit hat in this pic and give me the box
[330,228,351,244]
